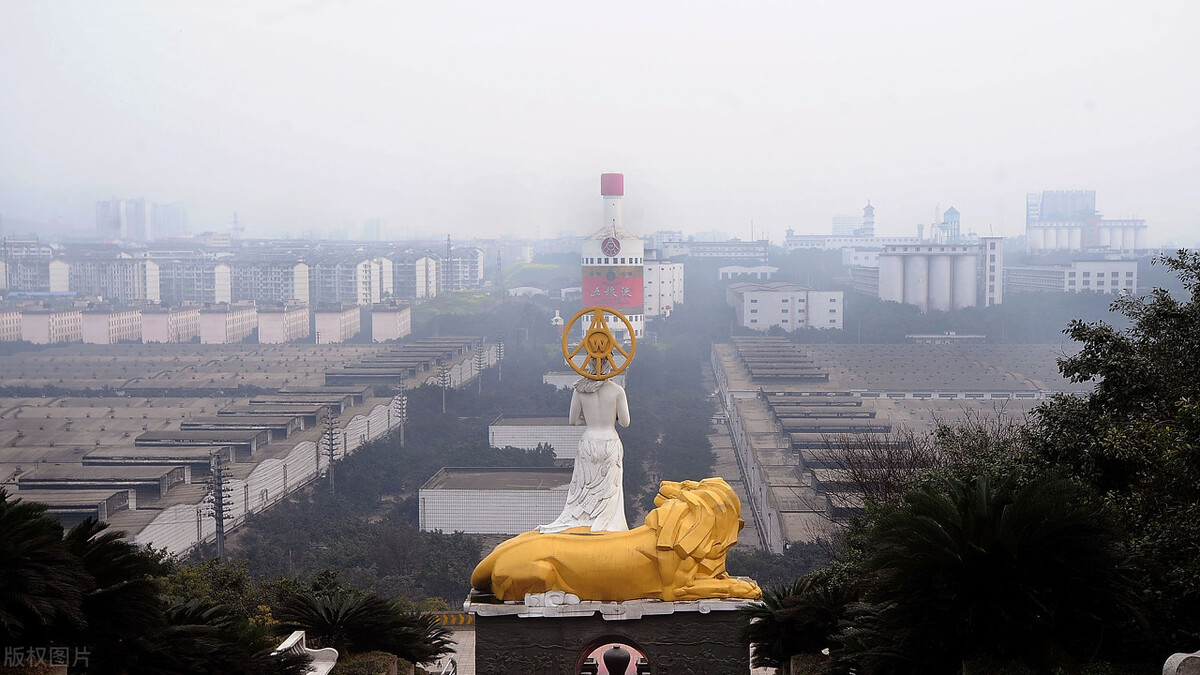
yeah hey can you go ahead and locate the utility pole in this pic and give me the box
[209,451,231,562]
[496,330,504,384]
[474,343,487,394]
[438,365,450,414]
[322,412,338,497]
[391,386,408,447]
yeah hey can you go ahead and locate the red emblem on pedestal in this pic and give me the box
[601,237,621,257]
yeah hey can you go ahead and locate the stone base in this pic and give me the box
[465,590,754,675]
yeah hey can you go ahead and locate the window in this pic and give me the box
[1069,281,1076,286]
[990,242,997,250]
[829,319,837,324]
[829,298,837,303]
[1083,271,1090,277]
[750,319,757,324]
[989,254,995,262]
[782,309,789,313]
[1097,272,1105,277]
[1069,272,1076,277]
[1083,280,1090,286]
[1126,271,1134,277]
[829,309,837,314]
[1112,280,1119,286]
[750,298,757,303]
[989,284,995,293]
[750,309,757,314]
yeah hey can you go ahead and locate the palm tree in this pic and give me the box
[0,489,90,645]
[61,518,172,671]
[739,573,853,673]
[276,589,453,665]
[833,475,1142,674]
[145,598,312,675]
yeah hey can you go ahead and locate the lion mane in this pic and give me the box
[470,477,761,602]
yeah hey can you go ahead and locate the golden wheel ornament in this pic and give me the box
[561,306,637,380]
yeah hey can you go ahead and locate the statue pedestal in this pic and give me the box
[465,590,754,674]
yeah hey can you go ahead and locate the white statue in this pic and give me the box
[538,369,630,533]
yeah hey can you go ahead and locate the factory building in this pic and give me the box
[643,261,684,317]
[81,309,143,345]
[21,309,82,344]
[370,301,412,342]
[314,304,361,344]
[1005,259,1138,295]
[257,304,312,343]
[199,305,258,344]
[727,281,843,331]
[580,173,644,340]
[419,467,573,535]
[877,243,984,313]
[1025,190,1146,253]
[488,414,586,460]
[141,307,201,343]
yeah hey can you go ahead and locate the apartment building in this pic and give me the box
[230,259,309,304]
[158,260,232,305]
[62,257,161,302]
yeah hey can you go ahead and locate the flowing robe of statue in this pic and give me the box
[538,377,630,533]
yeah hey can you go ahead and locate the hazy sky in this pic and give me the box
[2,1,1198,245]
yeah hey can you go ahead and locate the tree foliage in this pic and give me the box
[741,251,1200,671]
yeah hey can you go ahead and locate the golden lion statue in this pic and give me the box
[470,477,762,602]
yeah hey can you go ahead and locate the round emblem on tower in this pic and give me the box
[601,237,621,257]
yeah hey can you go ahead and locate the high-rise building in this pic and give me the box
[832,216,858,236]
[1025,190,1146,253]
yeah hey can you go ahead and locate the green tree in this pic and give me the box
[833,475,1139,675]
[1025,250,1200,652]
[275,589,452,665]
[0,489,88,646]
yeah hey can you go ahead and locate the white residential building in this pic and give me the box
[63,257,161,303]
[230,260,309,304]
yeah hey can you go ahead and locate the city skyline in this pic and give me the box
[1,1,1197,246]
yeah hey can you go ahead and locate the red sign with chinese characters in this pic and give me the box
[582,265,643,314]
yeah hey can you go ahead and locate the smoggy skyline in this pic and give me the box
[1,1,1197,246]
